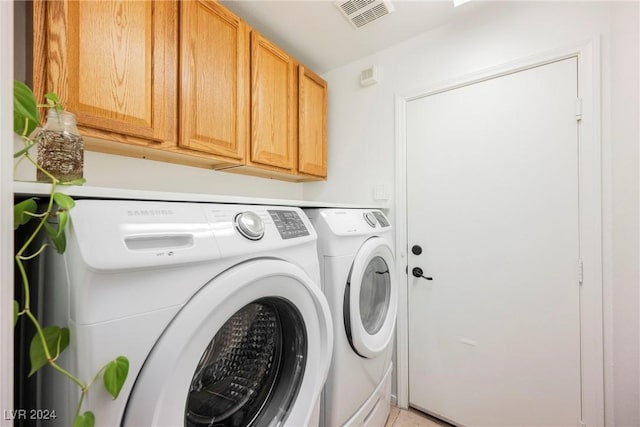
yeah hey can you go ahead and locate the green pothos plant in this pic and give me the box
[13,80,129,427]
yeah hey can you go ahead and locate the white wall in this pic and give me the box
[306,1,639,425]
[608,3,640,423]
[14,150,305,200]
[1,1,14,423]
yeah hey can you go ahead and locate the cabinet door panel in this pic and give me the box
[180,0,248,161]
[250,33,296,171]
[298,66,327,178]
[35,0,177,143]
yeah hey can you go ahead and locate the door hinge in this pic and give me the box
[578,259,584,285]
[576,98,583,121]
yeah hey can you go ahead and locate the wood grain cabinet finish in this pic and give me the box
[33,0,327,180]
[298,66,327,178]
[179,0,248,162]
[248,31,297,174]
[33,0,178,146]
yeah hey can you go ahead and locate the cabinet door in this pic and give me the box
[180,1,248,161]
[33,0,178,143]
[249,32,297,172]
[298,66,327,178]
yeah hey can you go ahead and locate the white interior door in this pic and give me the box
[406,58,581,426]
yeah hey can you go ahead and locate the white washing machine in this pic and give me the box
[38,199,333,427]
[304,209,397,427]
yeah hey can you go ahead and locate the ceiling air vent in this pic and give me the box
[335,0,395,29]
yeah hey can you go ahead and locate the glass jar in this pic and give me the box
[36,109,84,182]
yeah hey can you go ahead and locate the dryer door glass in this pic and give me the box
[344,238,397,358]
[185,298,307,427]
[359,256,391,334]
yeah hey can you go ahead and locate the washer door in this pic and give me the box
[345,237,397,358]
[123,260,333,427]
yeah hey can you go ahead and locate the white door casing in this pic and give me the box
[394,41,603,426]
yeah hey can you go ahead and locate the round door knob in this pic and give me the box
[363,212,377,227]
[234,211,265,240]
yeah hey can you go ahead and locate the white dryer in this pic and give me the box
[304,209,397,427]
[38,199,333,427]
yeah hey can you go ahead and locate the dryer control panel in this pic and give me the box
[310,209,392,237]
[372,211,390,227]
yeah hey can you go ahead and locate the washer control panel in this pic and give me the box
[268,210,310,240]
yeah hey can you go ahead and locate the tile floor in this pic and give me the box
[385,406,452,427]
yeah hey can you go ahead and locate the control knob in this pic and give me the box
[363,212,377,228]
[234,211,265,240]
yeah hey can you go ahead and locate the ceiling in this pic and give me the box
[220,0,490,74]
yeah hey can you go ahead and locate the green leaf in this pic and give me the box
[43,219,56,237]
[44,92,61,110]
[29,326,70,376]
[60,177,86,186]
[13,301,19,327]
[40,194,72,242]
[44,221,66,254]
[14,198,38,230]
[13,80,40,136]
[73,411,95,427]
[103,356,129,399]
[57,210,69,238]
[53,192,75,210]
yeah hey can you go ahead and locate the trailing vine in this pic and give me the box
[13,80,129,427]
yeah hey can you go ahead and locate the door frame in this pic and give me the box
[394,39,604,425]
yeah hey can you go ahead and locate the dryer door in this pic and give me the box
[123,259,333,427]
[345,237,397,358]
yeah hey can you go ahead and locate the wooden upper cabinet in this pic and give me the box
[298,66,327,178]
[32,0,326,180]
[179,1,248,161]
[249,32,297,172]
[33,0,178,144]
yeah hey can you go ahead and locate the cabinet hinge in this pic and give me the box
[576,98,583,121]
[578,420,587,427]
[578,259,584,285]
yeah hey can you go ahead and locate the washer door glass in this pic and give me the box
[185,298,307,427]
[359,256,391,335]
